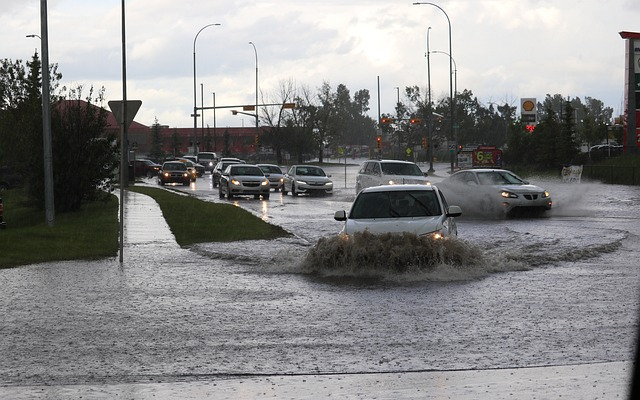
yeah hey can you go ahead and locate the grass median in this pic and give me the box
[128,186,290,245]
[0,186,290,269]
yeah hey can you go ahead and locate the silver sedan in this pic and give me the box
[282,165,333,196]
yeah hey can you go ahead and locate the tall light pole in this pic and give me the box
[249,41,259,158]
[432,50,457,165]
[29,2,55,227]
[193,23,220,156]
[413,2,455,172]
[426,26,434,172]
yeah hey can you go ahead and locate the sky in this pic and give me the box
[2,0,639,130]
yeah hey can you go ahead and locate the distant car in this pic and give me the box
[158,161,191,186]
[439,168,552,217]
[178,158,205,178]
[334,184,461,239]
[132,159,161,178]
[212,160,243,187]
[282,165,333,196]
[219,164,270,200]
[257,164,284,191]
[0,165,21,191]
[355,159,430,194]
[196,152,219,173]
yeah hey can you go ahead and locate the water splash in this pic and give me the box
[297,231,513,282]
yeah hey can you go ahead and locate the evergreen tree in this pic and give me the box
[148,117,165,162]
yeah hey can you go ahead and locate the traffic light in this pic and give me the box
[380,117,393,124]
[421,136,427,148]
[254,134,260,146]
[457,144,463,154]
[525,124,536,132]
[410,118,422,124]
[376,136,382,149]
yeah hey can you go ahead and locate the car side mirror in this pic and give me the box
[423,172,428,177]
[327,174,332,178]
[447,205,462,218]
[334,210,347,221]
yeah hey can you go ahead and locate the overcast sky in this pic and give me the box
[2,0,639,129]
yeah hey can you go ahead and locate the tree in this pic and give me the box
[148,117,165,162]
[39,85,118,212]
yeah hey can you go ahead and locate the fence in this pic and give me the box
[581,165,640,185]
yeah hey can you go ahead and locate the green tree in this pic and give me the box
[39,85,118,212]
[148,117,165,162]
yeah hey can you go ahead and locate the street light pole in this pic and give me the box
[249,41,259,159]
[426,26,434,172]
[193,23,220,156]
[413,2,454,172]
[432,50,457,165]
[32,1,55,227]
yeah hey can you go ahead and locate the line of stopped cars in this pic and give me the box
[213,159,333,200]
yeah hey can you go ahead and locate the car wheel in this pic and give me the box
[219,189,225,199]
[292,183,298,197]
[282,184,288,195]
[263,193,270,200]
[158,180,163,186]
[183,181,190,186]
[227,186,234,199]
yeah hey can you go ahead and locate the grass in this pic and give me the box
[127,186,291,246]
[0,189,119,268]
[0,186,290,269]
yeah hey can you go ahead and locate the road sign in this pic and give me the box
[108,100,142,129]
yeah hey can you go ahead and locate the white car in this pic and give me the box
[355,159,430,194]
[282,165,333,196]
[334,184,461,239]
[439,168,552,217]
[218,164,270,200]
[257,164,284,191]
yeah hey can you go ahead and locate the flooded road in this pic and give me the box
[1,161,638,398]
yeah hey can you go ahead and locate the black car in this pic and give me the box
[0,165,21,191]
[132,159,161,178]
[157,161,191,186]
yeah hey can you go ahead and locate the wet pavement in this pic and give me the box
[1,161,638,399]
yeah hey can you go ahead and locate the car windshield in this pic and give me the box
[164,162,186,171]
[259,166,282,174]
[380,162,423,176]
[350,190,441,219]
[297,167,325,176]
[477,171,524,185]
[231,166,263,176]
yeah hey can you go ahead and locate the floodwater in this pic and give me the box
[0,160,638,399]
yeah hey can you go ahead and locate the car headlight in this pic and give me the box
[421,230,444,240]
[542,191,550,198]
[500,191,518,198]
[387,180,396,185]
[183,173,189,178]
[261,179,269,186]
[326,181,333,186]
[231,179,240,186]
[297,180,308,185]
[164,172,169,177]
